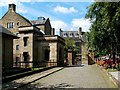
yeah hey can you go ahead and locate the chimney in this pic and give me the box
[51,28,55,35]
[78,27,82,39]
[9,4,16,12]
[79,27,82,32]
[59,28,63,37]
[38,17,45,20]
[78,27,82,35]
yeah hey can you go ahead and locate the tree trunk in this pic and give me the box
[112,44,116,64]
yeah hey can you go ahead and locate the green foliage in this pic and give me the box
[64,38,79,53]
[85,2,120,57]
[64,38,75,50]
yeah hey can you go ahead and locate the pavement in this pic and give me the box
[17,64,118,89]
[2,64,119,90]
[108,71,120,87]
[2,67,64,90]
[109,71,120,82]
[96,64,120,87]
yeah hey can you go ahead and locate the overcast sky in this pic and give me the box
[0,0,93,35]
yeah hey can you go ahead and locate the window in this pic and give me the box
[7,22,14,28]
[17,22,20,26]
[23,37,28,46]
[63,33,67,37]
[75,42,80,46]
[69,33,73,37]
[16,45,19,50]
[44,49,50,61]
[23,52,29,62]
[15,57,20,66]
[16,33,19,36]
[75,33,79,37]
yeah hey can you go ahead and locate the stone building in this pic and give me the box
[0,4,33,67]
[60,27,88,65]
[0,4,64,68]
[0,26,18,71]
[81,32,88,64]
[31,17,55,35]
[36,35,65,66]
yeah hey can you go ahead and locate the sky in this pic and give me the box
[0,0,93,35]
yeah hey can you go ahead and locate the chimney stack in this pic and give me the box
[59,28,63,37]
[51,28,55,35]
[79,27,82,32]
[78,27,82,39]
[78,27,82,35]
[9,4,16,12]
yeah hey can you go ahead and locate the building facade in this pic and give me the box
[60,27,88,64]
[36,35,65,66]
[31,17,55,35]
[0,26,18,71]
[0,4,65,68]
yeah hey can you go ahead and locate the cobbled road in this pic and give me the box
[17,64,118,89]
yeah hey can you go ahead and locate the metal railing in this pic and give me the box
[14,59,57,68]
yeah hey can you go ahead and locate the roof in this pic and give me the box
[62,31,78,33]
[36,35,65,45]
[31,20,47,25]
[17,12,32,26]
[31,18,47,25]
[1,11,32,26]
[18,26,44,35]
[0,25,18,38]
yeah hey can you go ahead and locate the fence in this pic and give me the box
[14,59,57,68]
[47,59,57,67]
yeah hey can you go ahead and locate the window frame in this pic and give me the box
[16,45,19,50]
[7,22,14,29]
[23,37,28,46]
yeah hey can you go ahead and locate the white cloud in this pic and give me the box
[72,18,91,32]
[0,0,94,6]
[0,0,29,13]
[0,0,45,7]
[51,18,91,35]
[51,20,68,35]
[17,4,28,13]
[0,0,19,7]
[53,6,78,14]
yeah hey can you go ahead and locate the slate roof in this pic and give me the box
[31,17,47,25]
[17,13,32,26]
[0,25,18,38]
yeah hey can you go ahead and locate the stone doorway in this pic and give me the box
[23,52,29,67]
[44,49,50,61]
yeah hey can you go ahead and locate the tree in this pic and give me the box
[64,38,79,58]
[85,2,120,61]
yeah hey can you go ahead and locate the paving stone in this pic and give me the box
[2,67,63,90]
[20,64,118,89]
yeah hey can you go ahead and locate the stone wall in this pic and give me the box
[81,43,88,64]
[32,18,52,35]
[0,4,65,68]
[36,25,45,33]
[37,35,65,67]
[13,32,33,68]
[2,35,13,70]
[0,10,31,35]
[44,19,52,35]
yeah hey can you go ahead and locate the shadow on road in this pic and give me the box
[2,78,118,90]
[64,64,85,68]
[2,81,83,90]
